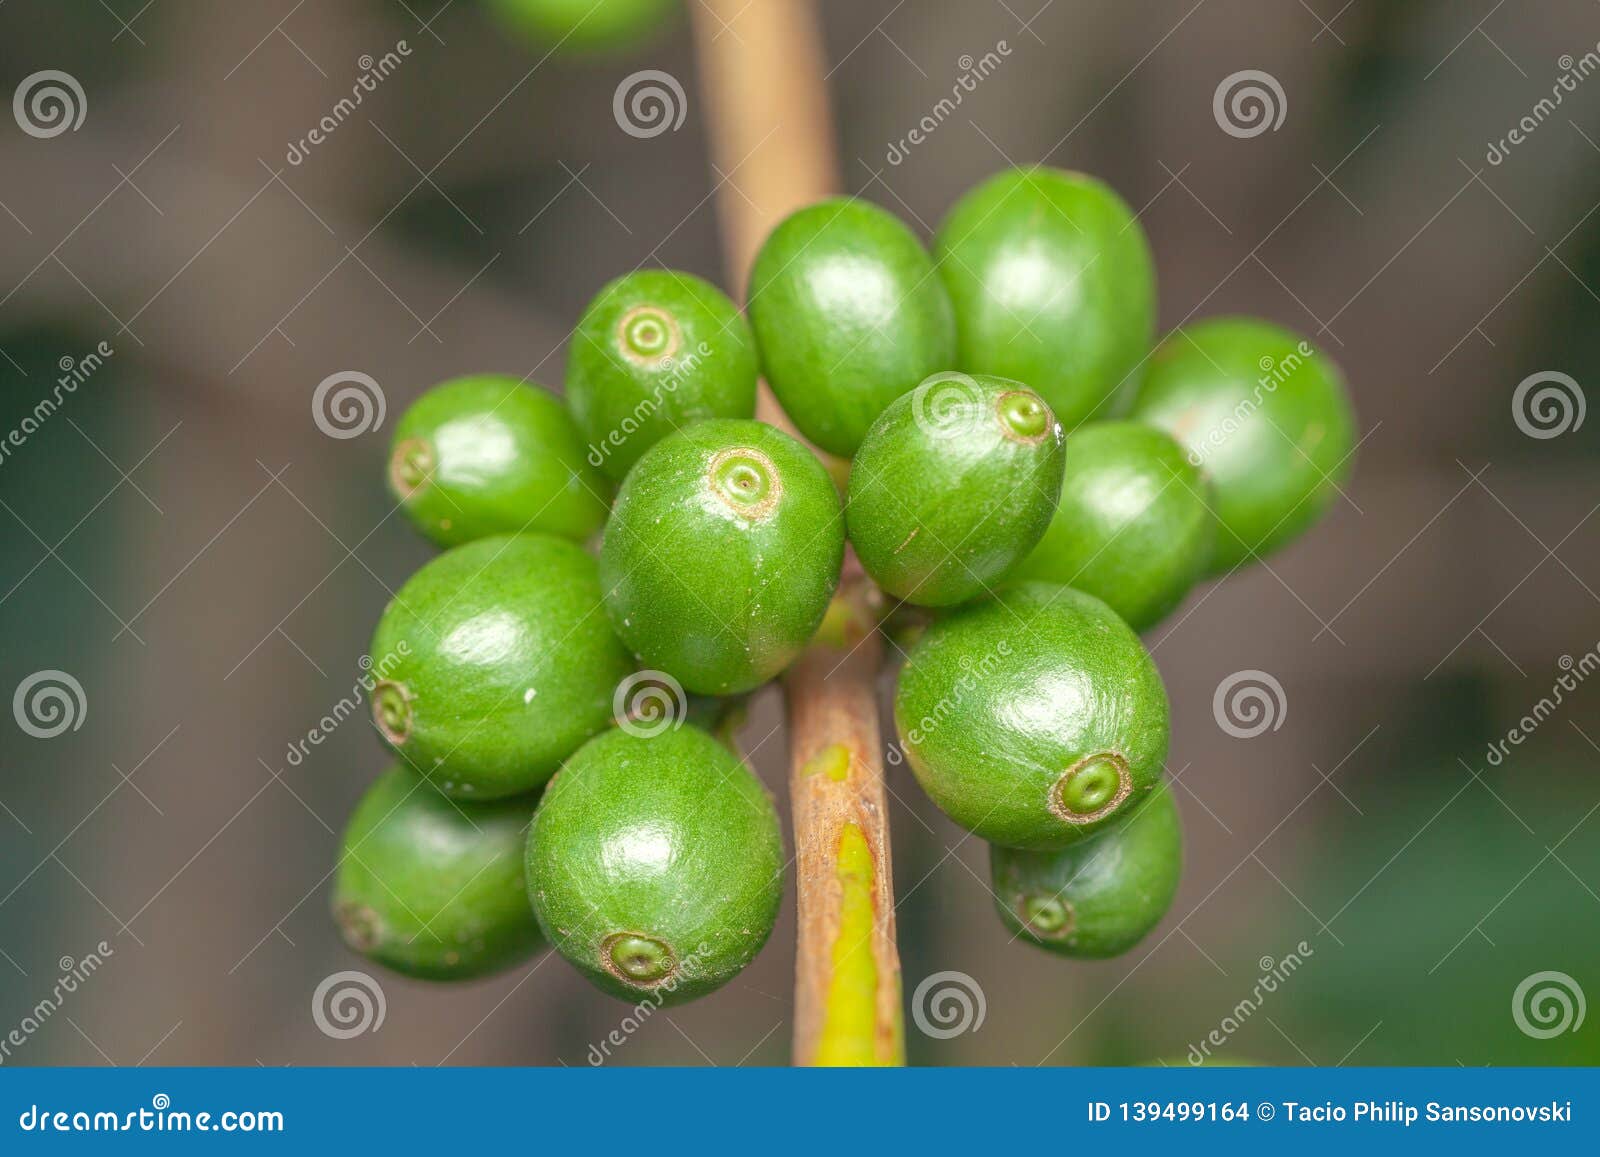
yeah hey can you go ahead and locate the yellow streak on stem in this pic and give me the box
[813,823,893,1066]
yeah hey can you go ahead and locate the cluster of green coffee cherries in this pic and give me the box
[334,165,1355,1012]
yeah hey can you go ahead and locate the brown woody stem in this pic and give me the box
[782,574,905,1066]
[690,0,903,1065]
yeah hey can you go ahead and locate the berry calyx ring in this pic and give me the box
[1050,751,1132,825]
[708,446,781,517]
[996,389,1053,444]
[372,680,413,746]
[1015,893,1073,939]
[602,932,677,986]
[617,304,682,366]
[388,437,434,499]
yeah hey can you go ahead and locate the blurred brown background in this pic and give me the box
[1,0,1598,1067]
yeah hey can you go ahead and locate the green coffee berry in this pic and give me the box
[369,533,632,799]
[935,166,1156,428]
[990,780,1182,958]
[1128,317,1355,575]
[387,375,610,547]
[1007,421,1215,631]
[486,0,677,51]
[599,419,845,694]
[847,373,1065,607]
[894,581,1169,850]
[525,727,784,1004]
[746,198,955,456]
[333,764,544,980]
[567,269,759,482]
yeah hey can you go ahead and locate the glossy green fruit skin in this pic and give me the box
[1008,422,1215,631]
[526,727,784,1005]
[333,765,544,980]
[990,780,1182,958]
[567,270,759,482]
[599,419,844,694]
[486,0,676,51]
[848,373,1065,607]
[894,582,1169,850]
[1128,318,1355,575]
[935,166,1156,428]
[388,375,610,547]
[747,199,956,456]
[369,533,633,799]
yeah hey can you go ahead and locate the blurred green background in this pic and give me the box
[1,0,1597,1066]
